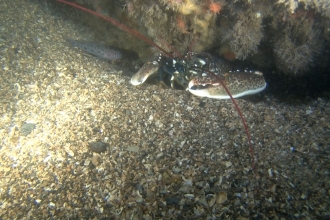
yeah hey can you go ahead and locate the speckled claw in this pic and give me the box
[188,71,267,99]
[131,61,159,85]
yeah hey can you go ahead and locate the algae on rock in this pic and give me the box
[64,0,329,75]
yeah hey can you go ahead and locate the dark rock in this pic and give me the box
[165,196,180,206]
[20,123,36,136]
[88,141,109,153]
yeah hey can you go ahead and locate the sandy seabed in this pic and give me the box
[0,0,329,219]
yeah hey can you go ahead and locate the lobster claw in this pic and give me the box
[188,71,267,99]
[131,61,160,86]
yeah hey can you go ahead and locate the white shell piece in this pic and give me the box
[198,59,206,65]
[254,71,263,76]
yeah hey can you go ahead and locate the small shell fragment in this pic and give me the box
[216,191,228,204]
[127,145,139,152]
[197,198,208,207]
[207,195,216,207]
[20,123,36,136]
[268,168,273,177]
[156,152,164,159]
[84,159,90,166]
[91,154,102,166]
[136,197,144,203]
[35,199,41,204]
[270,184,277,193]
[184,194,195,199]
[300,193,308,200]
[224,161,232,168]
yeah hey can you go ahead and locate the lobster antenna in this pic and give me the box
[57,0,173,57]
[187,34,197,55]
[156,36,184,59]
[204,69,256,172]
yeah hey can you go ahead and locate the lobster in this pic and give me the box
[57,0,267,172]
[131,52,266,99]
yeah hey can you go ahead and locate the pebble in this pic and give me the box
[172,166,181,174]
[156,152,164,159]
[91,154,101,166]
[184,194,194,199]
[166,196,180,205]
[152,94,161,102]
[48,202,55,208]
[234,199,241,206]
[146,189,154,198]
[270,184,277,193]
[216,191,228,204]
[20,123,36,136]
[136,197,144,203]
[35,199,41,204]
[178,185,190,194]
[268,168,273,177]
[84,159,90,166]
[127,145,139,152]
[207,195,216,207]
[88,141,109,153]
[143,215,152,220]
[300,193,308,200]
[225,161,232,168]
[197,198,208,207]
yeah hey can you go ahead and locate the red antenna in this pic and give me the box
[203,70,256,172]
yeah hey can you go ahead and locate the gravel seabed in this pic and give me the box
[0,0,329,219]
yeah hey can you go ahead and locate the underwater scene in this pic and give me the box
[0,0,329,219]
